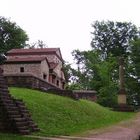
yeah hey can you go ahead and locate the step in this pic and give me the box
[13,118,27,122]
[0,96,11,100]
[0,88,9,92]
[0,91,10,94]
[20,110,30,114]
[7,110,20,115]
[16,125,29,130]
[0,99,14,104]
[16,105,27,110]
[0,81,7,85]
[0,103,15,107]
[18,129,30,135]
[15,121,29,126]
[21,113,31,118]
[0,94,11,98]
[5,106,19,110]
[0,85,8,89]
[14,101,25,106]
[15,101,25,106]
[30,124,38,128]
[9,114,22,118]
[31,127,40,131]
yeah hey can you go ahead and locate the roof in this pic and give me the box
[7,48,63,62]
[7,48,59,54]
[5,57,47,63]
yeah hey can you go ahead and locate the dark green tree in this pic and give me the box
[0,16,28,53]
[126,39,140,105]
[71,49,118,107]
[70,21,140,107]
[27,40,47,49]
[91,21,140,59]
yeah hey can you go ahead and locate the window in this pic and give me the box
[20,67,24,72]
[57,80,59,86]
[43,74,47,80]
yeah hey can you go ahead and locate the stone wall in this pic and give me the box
[3,63,41,78]
[4,74,58,89]
[40,60,50,82]
[4,74,97,102]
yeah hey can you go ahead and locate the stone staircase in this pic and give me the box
[0,69,39,135]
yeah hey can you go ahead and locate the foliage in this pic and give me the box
[27,40,47,49]
[0,16,28,53]
[91,21,140,59]
[66,83,83,90]
[126,39,140,105]
[71,49,118,107]
[70,21,140,107]
[10,87,134,136]
[62,61,73,83]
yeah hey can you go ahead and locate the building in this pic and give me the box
[3,48,66,89]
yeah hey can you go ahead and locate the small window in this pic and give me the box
[57,80,59,86]
[43,74,47,80]
[20,67,24,73]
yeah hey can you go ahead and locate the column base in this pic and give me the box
[113,104,134,112]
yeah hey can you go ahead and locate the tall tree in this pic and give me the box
[27,40,47,49]
[91,21,140,59]
[0,16,28,53]
[71,49,118,107]
[126,39,140,105]
[70,21,140,107]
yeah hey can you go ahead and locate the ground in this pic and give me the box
[80,112,140,140]
[26,112,140,140]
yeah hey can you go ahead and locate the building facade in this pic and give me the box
[3,48,66,89]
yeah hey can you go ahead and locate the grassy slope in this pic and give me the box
[0,133,35,140]
[9,87,135,136]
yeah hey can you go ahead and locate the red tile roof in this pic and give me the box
[7,48,63,61]
[7,48,59,54]
[5,57,47,63]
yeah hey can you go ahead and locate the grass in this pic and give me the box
[0,133,36,140]
[8,87,135,137]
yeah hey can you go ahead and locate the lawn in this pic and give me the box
[8,87,135,137]
[0,133,36,140]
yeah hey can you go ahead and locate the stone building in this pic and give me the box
[3,48,66,89]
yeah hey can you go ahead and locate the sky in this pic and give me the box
[1,0,140,64]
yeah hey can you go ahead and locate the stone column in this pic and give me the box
[114,57,134,111]
[118,57,126,106]
[118,57,127,106]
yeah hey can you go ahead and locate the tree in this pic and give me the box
[91,21,140,59]
[0,16,28,53]
[89,20,140,106]
[71,49,118,107]
[27,40,47,49]
[126,39,140,105]
[70,21,140,107]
